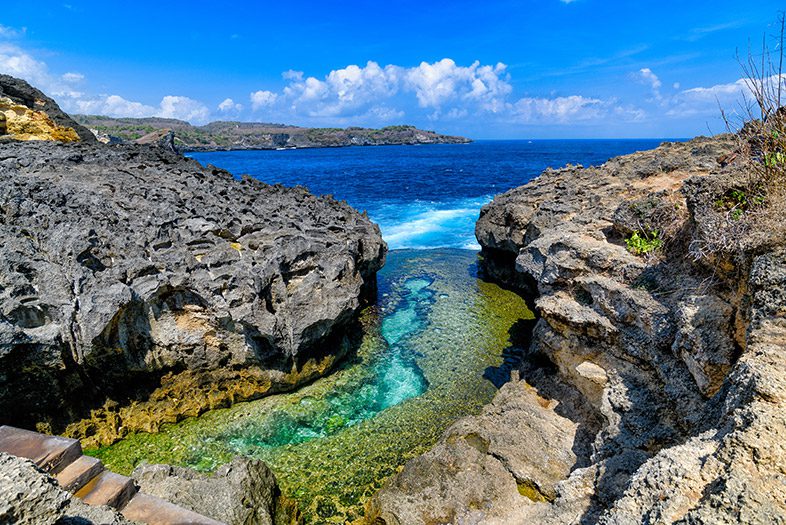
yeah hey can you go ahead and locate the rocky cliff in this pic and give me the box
[370,135,786,523]
[0,75,95,143]
[0,76,387,448]
[73,115,471,151]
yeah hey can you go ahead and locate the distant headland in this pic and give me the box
[72,115,471,152]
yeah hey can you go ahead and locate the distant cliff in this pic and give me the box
[72,115,471,151]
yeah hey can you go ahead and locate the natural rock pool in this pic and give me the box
[89,249,533,523]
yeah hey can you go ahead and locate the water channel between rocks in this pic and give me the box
[90,248,534,523]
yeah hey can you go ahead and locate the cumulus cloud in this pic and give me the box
[73,94,211,123]
[250,90,278,110]
[73,94,156,117]
[511,95,603,123]
[0,42,212,124]
[274,58,512,118]
[158,95,210,123]
[218,97,243,112]
[636,68,662,100]
[0,43,51,88]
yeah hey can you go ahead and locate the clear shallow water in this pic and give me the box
[190,139,672,249]
[92,250,533,522]
[95,141,675,521]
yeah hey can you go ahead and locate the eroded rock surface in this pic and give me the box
[371,136,786,523]
[0,139,385,446]
[133,457,277,525]
[0,452,131,524]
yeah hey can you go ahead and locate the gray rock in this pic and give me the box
[377,134,786,523]
[672,295,737,396]
[0,139,386,442]
[0,452,131,524]
[132,456,275,525]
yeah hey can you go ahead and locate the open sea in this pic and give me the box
[189,139,673,250]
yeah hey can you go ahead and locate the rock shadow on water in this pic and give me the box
[482,317,538,389]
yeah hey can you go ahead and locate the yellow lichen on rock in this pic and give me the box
[0,96,80,142]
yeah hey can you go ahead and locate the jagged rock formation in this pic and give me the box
[370,136,786,523]
[0,452,132,524]
[0,75,95,143]
[0,76,387,448]
[132,457,279,525]
[72,115,471,151]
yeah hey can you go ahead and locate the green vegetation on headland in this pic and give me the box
[72,115,471,152]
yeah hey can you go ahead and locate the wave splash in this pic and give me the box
[373,196,492,250]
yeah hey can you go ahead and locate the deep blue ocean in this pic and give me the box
[190,139,674,249]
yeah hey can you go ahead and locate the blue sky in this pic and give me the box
[0,1,783,138]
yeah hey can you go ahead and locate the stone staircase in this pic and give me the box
[0,425,224,524]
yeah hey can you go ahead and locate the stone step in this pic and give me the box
[122,493,226,525]
[73,470,138,509]
[55,454,104,493]
[0,425,82,474]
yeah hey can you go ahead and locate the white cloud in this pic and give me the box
[0,24,26,39]
[218,97,243,112]
[404,59,511,111]
[511,95,604,123]
[0,43,51,87]
[73,94,156,117]
[282,61,400,117]
[158,95,210,123]
[61,72,84,83]
[636,68,662,100]
[276,58,512,119]
[250,90,278,110]
[664,75,785,118]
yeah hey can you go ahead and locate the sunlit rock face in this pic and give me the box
[0,74,95,143]
[0,96,80,142]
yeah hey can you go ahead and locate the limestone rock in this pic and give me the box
[379,133,786,523]
[368,381,579,524]
[0,138,386,444]
[672,295,737,396]
[0,96,80,142]
[0,452,131,524]
[133,456,276,525]
[0,74,95,142]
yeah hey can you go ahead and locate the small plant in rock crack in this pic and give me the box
[713,187,766,221]
[625,230,663,255]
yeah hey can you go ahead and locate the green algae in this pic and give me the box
[89,249,533,523]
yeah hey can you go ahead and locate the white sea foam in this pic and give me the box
[376,196,492,250]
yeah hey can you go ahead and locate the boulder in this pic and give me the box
[133,456,277,525]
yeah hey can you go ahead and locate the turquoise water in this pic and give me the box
[93,249,534,522]
[223,276,432,450]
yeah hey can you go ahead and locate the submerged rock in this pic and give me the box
[0,75,387,446]
[373,135,786,523]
